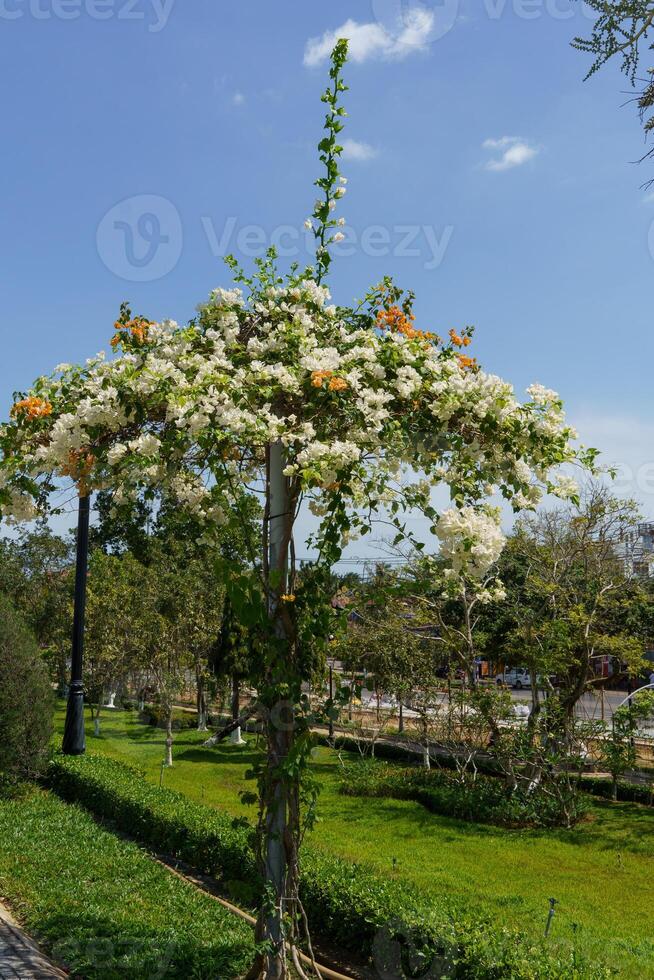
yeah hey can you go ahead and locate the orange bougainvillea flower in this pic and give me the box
[449,329,471,348]
[280,593,296,602]
[60,448,96,494]
[311,371,348,392]
[376,305,437,343]
[11,396,53,420]
[111,316,153,348]
[457,354,477,370]
[311,370,333,387]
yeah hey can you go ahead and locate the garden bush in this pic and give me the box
[0,786,254,979]
[0,595,54,785]
[581,774,654,806]
[339,761,589,828]
[44,751,610,978]
[326,732,654,812]
[138,704,203,731]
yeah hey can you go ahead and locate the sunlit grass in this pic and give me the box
[53,703,654,978]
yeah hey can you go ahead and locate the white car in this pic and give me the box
[496,667,531,690]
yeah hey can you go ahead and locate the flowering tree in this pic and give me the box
[0,40,591,978]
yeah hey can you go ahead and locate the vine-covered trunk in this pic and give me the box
[260,700,294,978]
[255,440,302,979]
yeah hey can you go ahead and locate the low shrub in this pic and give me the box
[0,787,254,979]
[582,774,654,806]
[339,761,589,828]
[44,751,609,978]
[0,596,54,785]
[326,731,654,811]
[136,705,203,731]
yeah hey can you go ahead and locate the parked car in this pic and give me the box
[495,667,531,690]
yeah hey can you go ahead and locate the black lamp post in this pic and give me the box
[62,493,91,755]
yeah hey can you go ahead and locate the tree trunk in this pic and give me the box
[260,703,293,979]
[230,674,245,745]
[256,440,296,979]
[203,705,258,747]
[90,702,101,737]
[422,720,431,769]
[164,706,173,767]
[196,666,208,732]
[612,773,618,802]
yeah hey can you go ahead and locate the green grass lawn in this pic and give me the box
[54,703,654,978]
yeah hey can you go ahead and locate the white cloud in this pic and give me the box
[642,189,654,205]
[341,138,378,162]
[232,92,245,107]
[483,136,539,172]
[303,12,433,67]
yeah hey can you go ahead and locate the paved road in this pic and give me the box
[506,688,622,720]
[0,904,66,980]
[351,685,654,730]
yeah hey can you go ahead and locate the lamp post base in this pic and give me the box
[62,684,86,756]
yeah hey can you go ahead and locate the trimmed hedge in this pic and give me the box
[339,762,589,828]
[581,774,654,806]
[0,787,254,979]
[45,751,610,978]
[46,753,258,898]
[326,733,654,808]
[136,705,208,731]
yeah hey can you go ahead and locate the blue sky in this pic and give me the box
[2,0,653,551]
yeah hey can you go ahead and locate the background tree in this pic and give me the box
[210,592,259,743]
[573,1,654,172]
[85,550,159,735]
[0,526,73,691]
[486,487,649,742]
[91,487,261,734]
[601,690,654,798]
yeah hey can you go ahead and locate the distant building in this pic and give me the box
[616,522,654,579]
